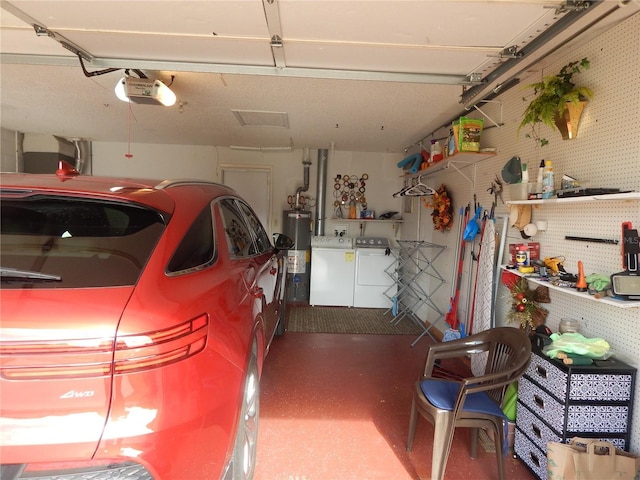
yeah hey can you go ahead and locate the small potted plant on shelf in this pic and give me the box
[519,57,593,147]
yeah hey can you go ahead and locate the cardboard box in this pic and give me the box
[509,242,540,265]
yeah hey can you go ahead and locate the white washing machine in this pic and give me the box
[354,237,397,308]
[309,236,355,307]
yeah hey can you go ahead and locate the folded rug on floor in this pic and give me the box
[287,306,425,335]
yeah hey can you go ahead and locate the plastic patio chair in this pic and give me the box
[406,326,532,480]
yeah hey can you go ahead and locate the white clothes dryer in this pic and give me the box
[353,237,397,308]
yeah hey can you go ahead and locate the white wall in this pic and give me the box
[92,143,404,237]
[397,12,640,451]
[4,8,639,453]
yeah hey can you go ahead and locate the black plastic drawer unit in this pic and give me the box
[514,349,636,479]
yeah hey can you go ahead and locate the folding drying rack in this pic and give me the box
[385,240,447,346]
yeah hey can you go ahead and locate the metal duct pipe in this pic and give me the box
[294,147,312,210]
[314,148,328,236]
[71,138,92,174]
[16,132,24,172]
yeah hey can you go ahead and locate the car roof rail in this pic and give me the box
[154,179,225,190]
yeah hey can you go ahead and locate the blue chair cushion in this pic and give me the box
[420,379,507,418]
[420,379,508,454]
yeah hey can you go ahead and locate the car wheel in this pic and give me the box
[230,355,260,480]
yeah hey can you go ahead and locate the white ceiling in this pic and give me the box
[1,0,636,153]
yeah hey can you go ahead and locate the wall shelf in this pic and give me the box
[506,191,640,205]
[335,218,403,223]
[500,266,640,309]
[403,151,497,186]
[330,218,403,236]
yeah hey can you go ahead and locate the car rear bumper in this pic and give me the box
[0,461,153,480]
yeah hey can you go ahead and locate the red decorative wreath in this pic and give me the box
[423,184,453,232]
[506,276,550,332]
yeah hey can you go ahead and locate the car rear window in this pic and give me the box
[0,196,166,289]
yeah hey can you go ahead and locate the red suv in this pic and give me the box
[0,163,292,480]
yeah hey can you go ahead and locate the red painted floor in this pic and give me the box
[256,332,536,480]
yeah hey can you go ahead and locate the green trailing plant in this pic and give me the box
[519,57,593,147]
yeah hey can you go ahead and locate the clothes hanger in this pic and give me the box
[392,179,414,198]
[393,175,436,197]
[393,182,413,198]
[400,175,436,196]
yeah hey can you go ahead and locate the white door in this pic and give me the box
[220,165,272,236]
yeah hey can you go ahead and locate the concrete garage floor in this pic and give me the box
[255,332,536,480]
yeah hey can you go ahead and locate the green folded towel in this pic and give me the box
[544,332,611,359]
[585,273,611,292]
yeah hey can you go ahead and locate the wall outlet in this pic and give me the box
[334,224,347,237]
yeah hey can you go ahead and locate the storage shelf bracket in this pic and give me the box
[447,161,476,186]
[470,100,503,129]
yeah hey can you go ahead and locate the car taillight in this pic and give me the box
[114,314,208,374]
[0,315,208,380]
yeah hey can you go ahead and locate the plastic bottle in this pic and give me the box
[349,200,357,219]
[521,163,529,184]
[536,159,545,195]
[447,129,456,157]
[542,160,554,199]
[430,139,443,163]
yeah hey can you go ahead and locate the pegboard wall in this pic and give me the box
[401,12,640,451]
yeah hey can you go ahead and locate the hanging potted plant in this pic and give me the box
[518,58,593,147]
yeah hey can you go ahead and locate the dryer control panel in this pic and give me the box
[354,237,390,248]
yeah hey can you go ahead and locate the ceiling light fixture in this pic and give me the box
[114,77,176,106]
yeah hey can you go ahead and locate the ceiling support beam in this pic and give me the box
[0,53,470,85]
[1,1,94,62]
[263,0,286,67]
[460,0,624,106]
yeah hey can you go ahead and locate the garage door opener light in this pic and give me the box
[115,77,177,107]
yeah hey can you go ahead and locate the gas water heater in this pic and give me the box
[282,210,311,303]
[282,147,314,303]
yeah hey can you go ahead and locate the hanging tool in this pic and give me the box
[463,197,480,334]
[444,204,469,340]
[564,235,619,245]
[463,204,482,242]
[487,176,504,204]
[468,210,488,335]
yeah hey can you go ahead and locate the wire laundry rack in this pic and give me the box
[384,240,447,347]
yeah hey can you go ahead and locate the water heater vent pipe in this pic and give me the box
[294,147,312,210]
[315,148,328,235]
